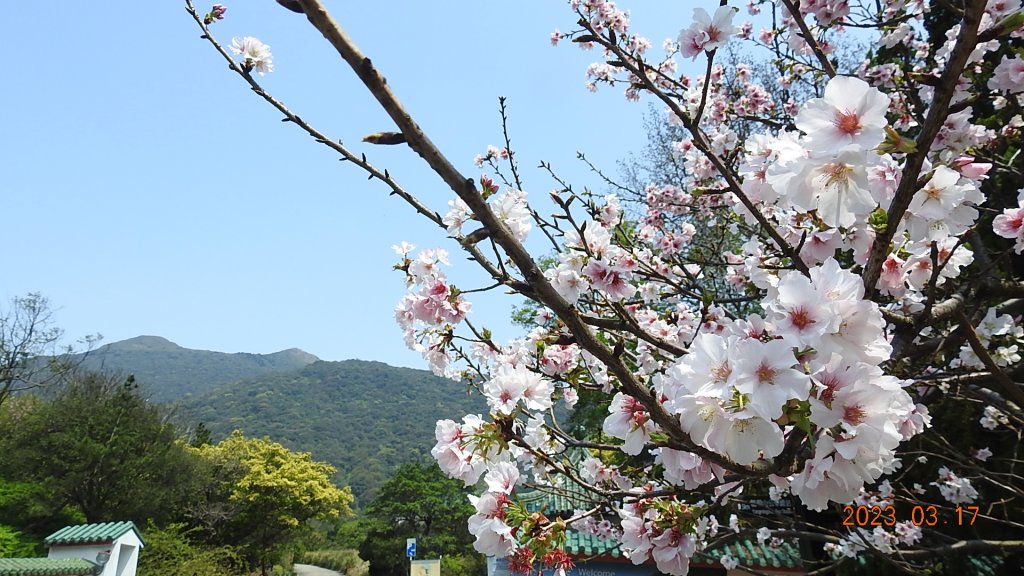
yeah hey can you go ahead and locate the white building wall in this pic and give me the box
[47,542,110,563]
[47,531,143,576]
[114,542,139,576]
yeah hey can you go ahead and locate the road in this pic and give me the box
[294,563,343,576]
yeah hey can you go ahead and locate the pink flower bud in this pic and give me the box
[952,156,992,179]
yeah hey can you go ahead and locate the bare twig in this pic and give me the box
[185,0,521,298]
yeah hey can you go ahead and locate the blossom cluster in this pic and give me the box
[954,307,1024,368]
[230,36,273,75]
[393,245,471,376]
[933,467,980,505]
[386,1,1024,574]
[198,0,1024,573]
[657,262,927,513]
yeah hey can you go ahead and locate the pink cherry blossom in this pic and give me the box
[229,36,273,75]
[993,204,1024,253]
[988,54,1024,94]
[603,392,657,455]
[795,76,891,152]
[676,394,784,465]
[650,529,696,576]
[907,166,967,220]
[468,493,516,555]
[483,371,526,416]
[933,467,979,504]
[583,258,636,301]
[659,448,723,489]
[678,6,737,59]
[732,338,810,421]
[765,271,839,348]
[484,461,520,494]
[771,146,878,229]
[878,254,906,295]
[540,343,580,375]
[618,512,653,563]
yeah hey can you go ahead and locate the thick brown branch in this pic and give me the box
[861,3,985,294]
[292,0,756,475]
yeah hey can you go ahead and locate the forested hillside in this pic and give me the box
[75,336,319,401]
[181,360,486,505]
[0,370,352,575]
[1,317,483,573]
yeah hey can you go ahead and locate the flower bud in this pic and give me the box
[876,126,917,155]
[203,4,227,25]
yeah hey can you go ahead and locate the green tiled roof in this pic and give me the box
[44,521,142,547]
[517,486,802,570]
[967,555,1004,575]
[556,527,803,570]
[519,484,601,517]
[703,538,802,570]
[562,528,623,558]
[0,558,93,576]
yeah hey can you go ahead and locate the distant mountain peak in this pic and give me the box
[105,335,182,351]
[269,348,321,364]
[78,336,322,402]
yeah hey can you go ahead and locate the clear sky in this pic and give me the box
[2,1,700,368]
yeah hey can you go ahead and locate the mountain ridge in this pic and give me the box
[76,335,322,401]
[71,336,487,505]
[180,357,487,505]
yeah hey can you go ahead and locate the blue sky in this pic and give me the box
[2,1,700,367]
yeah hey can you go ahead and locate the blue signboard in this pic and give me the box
[406,538,417,558]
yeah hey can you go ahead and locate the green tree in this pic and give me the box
[0,371,200,525]
[188,422,213,448]
[0,525,38,557]
[191,431,353,575]
[136,522,244,576]
[0,293,98,409]
[358,463,482,576]
[0,478,82,549]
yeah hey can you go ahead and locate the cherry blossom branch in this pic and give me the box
[957,309,1024,408]
[964,385,1024,426]
[575,152,640,197]
[289,0,554,299]
[578,314,686,356]
[861,1,985,294]
[290,0,758,475]
[803,560,854,576]
[553,505,603,528]
[693,48,719,124]
[691,553,777,576]
[576,18,809,276]
[497,97,525,192]
[185,0,513,292]
[919,241,947,325]
[777,0,838,78]
[503,430,617,500]
[196,0,1024,569]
